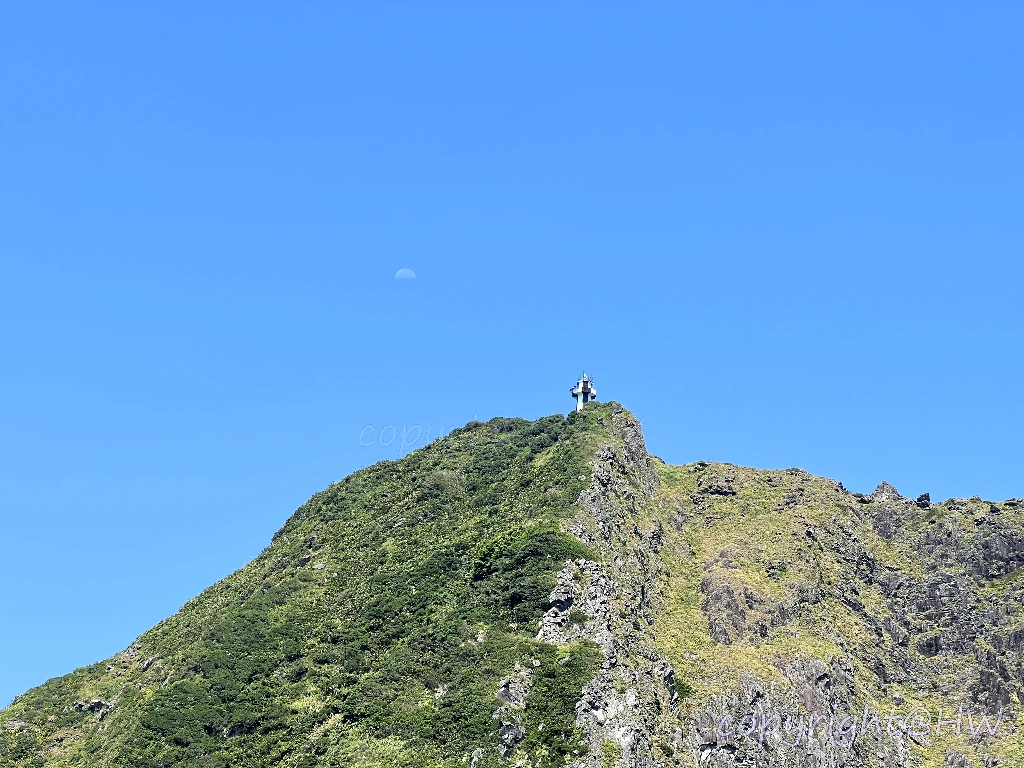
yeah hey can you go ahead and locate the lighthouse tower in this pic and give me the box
[570,373,597,412]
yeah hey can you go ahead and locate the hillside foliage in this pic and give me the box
[1,410,607,767]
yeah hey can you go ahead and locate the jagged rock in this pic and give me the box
[495,668,531,708]
[72,698,110,713]
[701,577,746,645]
[5,403,1023,768]
[871,506,905,540]
[872,481,903,502]
[497,722,526,756]
[943,750,973,768]
[556,407,678,768]
[71,698,114,721]
[699,470,738,496]
[492,662,533,743]
[118,643,141,660]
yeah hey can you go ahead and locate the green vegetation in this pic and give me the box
[567,609,588,627]
[0,408,612,767]
[5,404,1023,767]
[673,678,695,699]
[519,641,603,765]
[651,461,1024,766]
[601,739,622,767]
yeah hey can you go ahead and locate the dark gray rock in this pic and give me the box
[497,723,526,756]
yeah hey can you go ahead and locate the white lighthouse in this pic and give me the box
[570,373,597,412]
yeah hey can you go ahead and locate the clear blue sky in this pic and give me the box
[2,2,1022,707]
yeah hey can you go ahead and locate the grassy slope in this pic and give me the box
[0,407,614,768]
[5,408,1023,768]
[651,460,1024,767]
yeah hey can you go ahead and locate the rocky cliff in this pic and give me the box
[2,403,1022,767]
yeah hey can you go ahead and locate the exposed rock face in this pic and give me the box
[71,699,113,721]
[4,403,1023,768]
[497,722,527,757]
[543,405,678,768]
[493,664,533,756]
[528,410,1024,768]
[872,481,903,503]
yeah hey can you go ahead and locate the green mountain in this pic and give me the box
[2,403,1022,768]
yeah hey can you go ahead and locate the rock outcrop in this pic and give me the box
[3,403,1022,768]
[512,404,678,768]
[524,408,1024,768]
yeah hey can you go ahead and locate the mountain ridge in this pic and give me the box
[3,403,1022,768]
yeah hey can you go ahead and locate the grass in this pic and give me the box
[648,461,1024,765]
[4,405,1022,767]
[0,406,618,768]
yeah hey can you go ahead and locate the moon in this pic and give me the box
[394,268,416,280]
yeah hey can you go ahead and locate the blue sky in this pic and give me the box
[2,2,1022,707]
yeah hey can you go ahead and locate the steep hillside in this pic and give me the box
[0,409,606,767]
[651,462,1024,767]
[2,403,1022,768]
